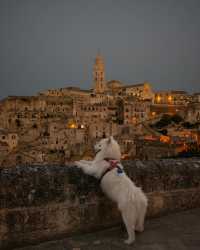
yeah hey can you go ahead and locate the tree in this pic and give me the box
[171,114,183,124]
[159,129,168,135]
[154,114,172,128]
[182,122,194,129]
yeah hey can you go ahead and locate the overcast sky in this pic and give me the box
[0,0,200,99]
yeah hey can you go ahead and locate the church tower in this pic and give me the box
[93,53,106,93]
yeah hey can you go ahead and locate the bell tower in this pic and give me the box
[93,52,106,93]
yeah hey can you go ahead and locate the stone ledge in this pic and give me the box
[0,158,200,249]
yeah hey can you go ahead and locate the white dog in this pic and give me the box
[75,136,148,244]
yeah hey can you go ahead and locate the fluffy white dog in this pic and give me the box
[75,136,148,244]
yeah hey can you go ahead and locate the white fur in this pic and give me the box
[75,136,148,244]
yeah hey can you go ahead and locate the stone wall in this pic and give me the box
[1,159,200,249]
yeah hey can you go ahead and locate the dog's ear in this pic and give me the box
[107,136,113,144]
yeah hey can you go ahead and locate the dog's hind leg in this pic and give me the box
[121,206,136,244]
[135,199,147,232]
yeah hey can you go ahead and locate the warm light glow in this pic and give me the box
[81,124,84,129]
[70,123,76,129]
[168,95,172,102]
[160,135,170,143]
[152,112,156,116]
[156,95,161,103]
[67,120,77,129]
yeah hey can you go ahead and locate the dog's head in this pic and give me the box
[94,136,121,160]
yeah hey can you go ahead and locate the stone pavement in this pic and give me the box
[16,208,200,250]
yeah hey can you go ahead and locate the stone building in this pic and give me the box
[0,53,198,165]
[135,139,176,160]
[154,90,190,105]
[122,82,154,101]
[0,96,46,112]
[192,93,200,103]
[186,102,200,123]
[89,120,118,139]
[48,121,86,150]
[74,102,109,125]
[185,92,200,123]
[150,90,190,118]
[44,96,73,115]
[123,99,151,125]
[0,129,18,150]
[0,141,10,165]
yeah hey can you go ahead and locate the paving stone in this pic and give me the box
[15,208,200,250]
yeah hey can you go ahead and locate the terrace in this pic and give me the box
[1,158,200,250]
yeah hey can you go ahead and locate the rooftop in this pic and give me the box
[123,83,145,88]
[64,87,91,93]
[15,208,200,250]
[155,90,188,95]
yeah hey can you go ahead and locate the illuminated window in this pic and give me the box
[156,95,161,102]
[168,95,172,102]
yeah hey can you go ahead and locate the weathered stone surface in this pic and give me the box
[0,158,200,249]
[14,208,200,250]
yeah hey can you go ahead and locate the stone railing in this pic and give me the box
[1,159,200,249]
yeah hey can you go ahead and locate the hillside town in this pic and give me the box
[0,54,200,167]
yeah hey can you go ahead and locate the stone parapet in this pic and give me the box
[0,159,200,249]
